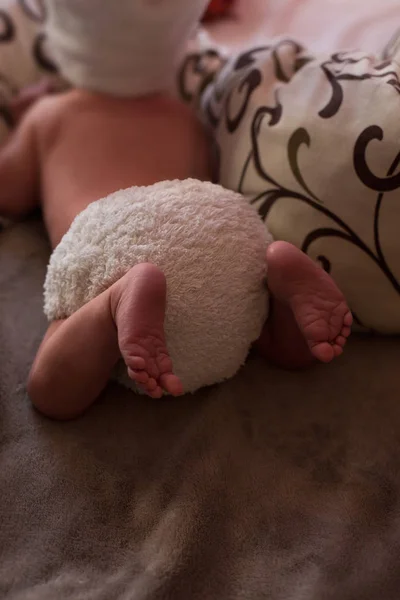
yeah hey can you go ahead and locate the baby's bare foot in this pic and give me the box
[267,242,352,363]
[110,263,183,398]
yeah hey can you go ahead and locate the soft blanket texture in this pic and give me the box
[1,219,400,599]
[44,180,269,393]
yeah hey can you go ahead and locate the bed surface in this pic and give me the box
[209,0,400,53]
[1,220,400,599]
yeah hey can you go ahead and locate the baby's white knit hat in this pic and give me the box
[44,0,209,96]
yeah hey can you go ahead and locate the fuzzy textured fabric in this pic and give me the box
[44,179,271,393]
[44,0,209,96]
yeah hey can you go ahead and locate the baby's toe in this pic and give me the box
[160,373,184,396]
[137,378,162,398]
[148,386,163,399]
[333,344,344,357]
[311,341,335,363]
[128,368,149,385]
[146,357,161,380]
[344,311,353,327]
[146,377,158,392]
[158,354,174,375]
[127,356,147,370]
[336,335,347,348]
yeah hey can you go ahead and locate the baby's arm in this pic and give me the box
[0,107,40,219]
[9,78,57,125]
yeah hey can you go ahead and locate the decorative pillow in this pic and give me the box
[0,0,56,138]
[179,36,400,333]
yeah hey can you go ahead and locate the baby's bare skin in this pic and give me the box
[0,86,351,419]
[28,90,211,247]
[0,89,213,414]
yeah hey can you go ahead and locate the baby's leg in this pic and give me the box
[257,242,352,368]
[28,263,182,420]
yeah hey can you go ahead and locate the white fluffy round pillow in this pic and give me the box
[44,179,271,394]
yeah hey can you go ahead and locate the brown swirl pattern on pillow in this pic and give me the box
[179,37,400,333]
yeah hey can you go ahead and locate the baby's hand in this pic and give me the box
[9,78,57,125]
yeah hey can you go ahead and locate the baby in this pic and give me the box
[0,0,352,420]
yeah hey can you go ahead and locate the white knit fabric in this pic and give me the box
[44,180,271,394]
[44,0,210,96]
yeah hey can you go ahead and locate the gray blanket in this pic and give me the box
[1,220,400,600]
